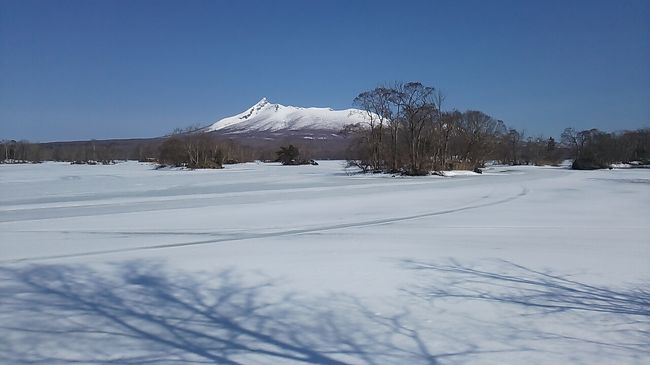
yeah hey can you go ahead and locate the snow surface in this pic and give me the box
[0,162,648,364]
[438,170,481,177]
[206,98,370,132]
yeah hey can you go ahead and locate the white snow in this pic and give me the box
[611,162,650,169]
[206,97,370,132]
[0,161,648,364]
[438,170,480,177]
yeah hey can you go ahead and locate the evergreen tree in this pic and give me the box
[276,145,300,165]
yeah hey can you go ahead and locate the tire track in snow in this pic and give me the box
[1,186,529,264]
[0,178,461,220]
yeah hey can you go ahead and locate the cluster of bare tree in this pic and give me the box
[158,134,258,168]
[346,82,648,173]
[346,82,518,174]
[494,130,562,166]
[561,127,650,169]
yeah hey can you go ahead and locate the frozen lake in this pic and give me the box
[1,161,648,364]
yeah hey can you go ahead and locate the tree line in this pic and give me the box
[346,81,648,174]
[2,83,648,171]
[0,135,322,169]
[1,138,160,164]
[561,127,649,169]
[1,140,43,163]
[0,135,260,168]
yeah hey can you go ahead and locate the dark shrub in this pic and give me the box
[572,157,610,170]
[276,145,301,165]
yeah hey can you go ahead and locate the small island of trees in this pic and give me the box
[344,82,648,174]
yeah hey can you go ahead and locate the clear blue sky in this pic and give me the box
[1,0,648,142]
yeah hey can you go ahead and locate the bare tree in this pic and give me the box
[390,82,439,175]
[353,87,393,171]
[456,110,500,169]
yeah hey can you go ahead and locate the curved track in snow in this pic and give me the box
[2,185,529,263]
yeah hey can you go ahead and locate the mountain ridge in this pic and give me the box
[205,98,369,134]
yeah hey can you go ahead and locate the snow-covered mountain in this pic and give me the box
[206,98,368,133]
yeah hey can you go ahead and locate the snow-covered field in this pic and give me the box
[1,161,648,365]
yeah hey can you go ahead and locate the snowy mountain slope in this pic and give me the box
[206,98,370,133]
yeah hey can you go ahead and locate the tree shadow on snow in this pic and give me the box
[0,262,514,365]
[402,259,650,357]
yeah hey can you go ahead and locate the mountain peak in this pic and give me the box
[254,97,270,108]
